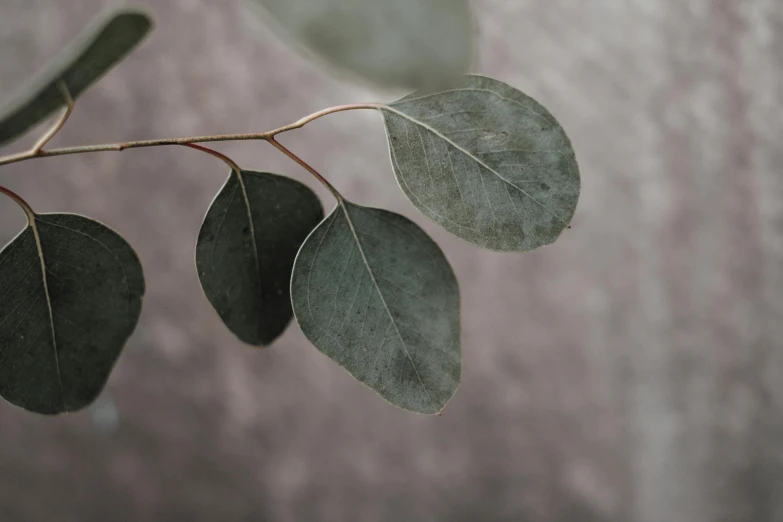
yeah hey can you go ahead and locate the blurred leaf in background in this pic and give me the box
[246,0,474,90]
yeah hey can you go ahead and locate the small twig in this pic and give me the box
[31,81,75,155]
[0,184,36,223]
[0,103,382,168]
[266,136,342,201]
[181,143,241,173]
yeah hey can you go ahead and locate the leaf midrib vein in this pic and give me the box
[30,217,65,410]
[234,171,262,298]
[338,203,436,411]
[387,115,481,234]
[382,105,570,226]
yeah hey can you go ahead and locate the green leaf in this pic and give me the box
[0,213,145,415]
[291,201,460,414]
[197,170,323,346]
[246,0,473,90]
[381,75,580,252]
[0,8,153,146]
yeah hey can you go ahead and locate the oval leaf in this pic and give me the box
[197,170,323,346]
[291,201,460,414]
[0,213,145,415]
[246,0,473,90]
[381,75,580,252]
[0,8,153,146]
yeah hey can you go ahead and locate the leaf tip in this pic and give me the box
[113,7,156,37]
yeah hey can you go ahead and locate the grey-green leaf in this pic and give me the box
[0,8,153,146]
[381,75,580,252]
[197,170,324,346]
[291,201,460,414]
[0,213,145,415]
[246,0,473,90]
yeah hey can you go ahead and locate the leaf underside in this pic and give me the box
[381,75,581,252]
[0,8,153,146]
[246,0,473,90]
[197,170,324,346]
[291,201,461,414]
[0,213,145,415]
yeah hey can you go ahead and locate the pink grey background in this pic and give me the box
[0,1,781,520]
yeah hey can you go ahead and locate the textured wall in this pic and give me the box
[0,1,782,521]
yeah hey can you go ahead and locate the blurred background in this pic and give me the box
[1,1,782,520]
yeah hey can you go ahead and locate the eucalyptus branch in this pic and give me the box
[0,6,580,417]
[0,103,382,168]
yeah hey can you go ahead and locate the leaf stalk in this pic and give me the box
[266,137,343,201]
[30,82,74,155]
[0,184,36,223]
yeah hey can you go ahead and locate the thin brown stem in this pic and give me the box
[266,137,342,201]
[0,184,36,223]
[181,143,241,173]
[0,103,382,168]
[31,81,75,155]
